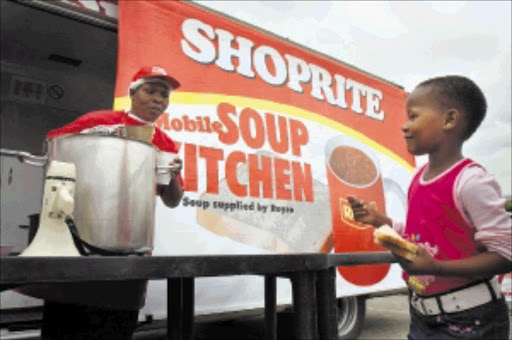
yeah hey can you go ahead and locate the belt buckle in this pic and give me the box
[420,298,429,315]
[412,293,429,315]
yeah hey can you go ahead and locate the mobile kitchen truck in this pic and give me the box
[1,1,416,338]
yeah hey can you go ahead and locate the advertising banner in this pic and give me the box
[115,0,414,288]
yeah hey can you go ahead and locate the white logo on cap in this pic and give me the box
[152,66,167,75]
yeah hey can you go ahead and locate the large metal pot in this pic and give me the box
[2,134,160,253]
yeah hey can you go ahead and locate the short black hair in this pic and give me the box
[418,75,487,140]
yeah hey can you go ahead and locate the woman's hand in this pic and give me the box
[157,156,184,208]
[169,157,183,178]
[347,196,392,227]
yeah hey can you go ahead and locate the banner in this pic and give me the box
[115,0,414,287]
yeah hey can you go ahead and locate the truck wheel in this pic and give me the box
[336,296,366,339]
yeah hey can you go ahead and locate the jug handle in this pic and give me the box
[156,164,180,174]
[0,148,47,167]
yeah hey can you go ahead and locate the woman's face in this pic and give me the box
[130,82,170,122]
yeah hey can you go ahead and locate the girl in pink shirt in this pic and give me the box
[349,75,511,340]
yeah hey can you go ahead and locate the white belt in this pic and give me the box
[410,277,502,316]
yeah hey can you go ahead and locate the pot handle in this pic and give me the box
[0,148,47,167]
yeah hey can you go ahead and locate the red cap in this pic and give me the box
[129,65,180,91]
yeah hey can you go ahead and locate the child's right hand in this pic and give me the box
[347,196,392,227]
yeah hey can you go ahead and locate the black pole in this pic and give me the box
[290,271,317,340]
[168,278,183,340]
[317,268,338,339]
[182,277,195,340]
[264,275,277,340]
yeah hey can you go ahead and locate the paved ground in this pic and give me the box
[191,295,411,340]
[122,296,410,339]
[131,294,510,339]
[131,295,411,339]
[191,294,511,340]
[2,295,510,339]
[358,294,409,340]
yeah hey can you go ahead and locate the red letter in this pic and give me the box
[183,115,197,132]
[225,151,247,197]
[199,146,224,194]
[248,154,273,199]
[212,121,223,133]
[184,143,197,192]
[266,113,289,154]
[217,103,239,144]
[170,118,183,131]
[197,116,209,132]
[292,162,313,202]
[289,119,308,156]
[155,112,170,130]
[274,158,292,200]
[239,108,265,149]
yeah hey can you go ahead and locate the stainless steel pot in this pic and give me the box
[1,134,166,253]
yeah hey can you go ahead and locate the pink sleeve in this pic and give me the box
[456,166,512,261]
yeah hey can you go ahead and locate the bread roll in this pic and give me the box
[374,224,418,260]
[380,241,418,262]
[407,276,426,295]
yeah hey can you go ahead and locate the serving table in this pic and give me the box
[0,253,396,340]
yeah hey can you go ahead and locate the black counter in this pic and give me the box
[1,253,396,340]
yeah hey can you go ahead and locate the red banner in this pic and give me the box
[115,0,414,287]
[115,0,413,167]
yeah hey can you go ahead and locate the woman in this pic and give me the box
[41,65,184,340]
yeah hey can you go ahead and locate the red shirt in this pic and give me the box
[47,109,183,186]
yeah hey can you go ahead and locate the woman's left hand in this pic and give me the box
[395,246,441,276]
[169,157,183,177]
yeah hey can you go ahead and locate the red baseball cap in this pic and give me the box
[129,65,180,92]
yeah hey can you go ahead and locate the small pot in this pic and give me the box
[116,126,154,143]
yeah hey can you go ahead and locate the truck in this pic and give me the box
[1,1,415,339]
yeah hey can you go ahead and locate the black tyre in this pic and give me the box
[337,296,366,339]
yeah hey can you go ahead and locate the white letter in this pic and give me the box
[254,46,287,86]
[333,74,348,109]
[284,54,311,93]
[215,29,255,78]
[181,19,216,64]
[346,79,367,114]
[365,87,385,120]
[309,64,336,104]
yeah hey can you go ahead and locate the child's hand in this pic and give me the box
[347,196,390,227]
[395,246,441,276]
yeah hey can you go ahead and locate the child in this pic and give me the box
[348,75,511,340]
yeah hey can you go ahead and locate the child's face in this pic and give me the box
[402,86,447,155]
